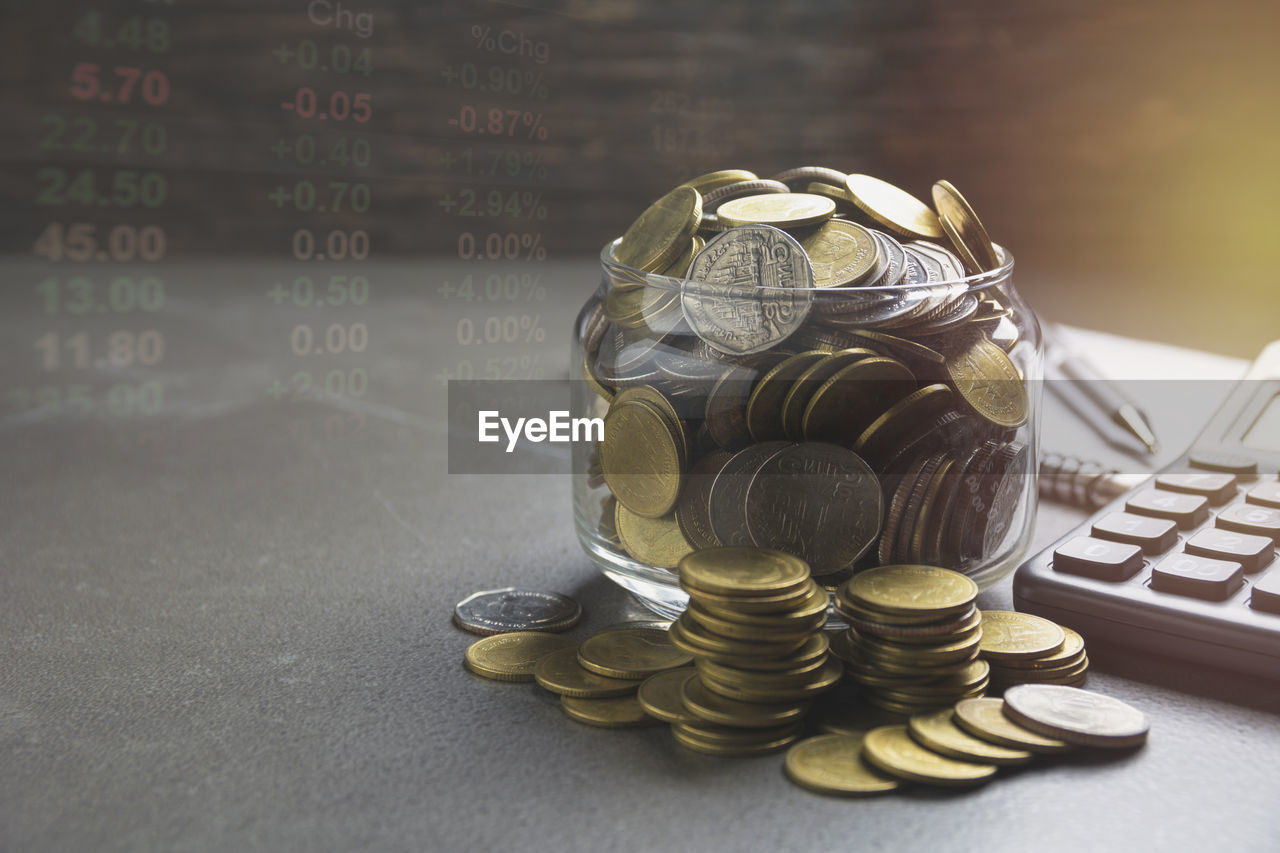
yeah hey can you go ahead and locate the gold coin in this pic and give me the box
[680,169,759,196]
[681,675,810,728]
[637,668,699,725]
[670,613,809,659]
[614,386,690,462]
[785,734,902,795]
[978,611,1066,661]
[698,656,843,704]
[800,356,916,444]
[601,399,683,519]
[862,724,997,786]
[679,547,811,598]
[615,503,694,569]
[779,348,877,440]
[686,603,823,643]
[745,351,827,442]
[560,694,661,728]
[578,627,692,680]
[844,174,945,240]
[696,580,829,625]
[845,565,978,617]
[533,646,639,698]
[463,631,577,682]
[946,334,1028,429]
[992,626,1086,670]
[952,697,1072,753]
[682,578,814,615]
[672,723,801,756]
[675,451,732,551]
[798,219,882,288]
[696,655,827,690]
[930,179,1000,274]
[715,192,836,229]
[908,709,1032,765]
[614,185,702,273]
[674,629,830,673]
[658,235,705,282]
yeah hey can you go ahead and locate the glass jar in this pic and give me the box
[572,236,1041,619]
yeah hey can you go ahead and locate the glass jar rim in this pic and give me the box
[600,236,1014,294]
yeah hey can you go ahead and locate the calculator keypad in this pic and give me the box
[1216,503,1280,544]
[1125,489,1210,529]
[1151,553,1244,601]
[1053,536,1144,582]
[1245,481,1280,508]
[1091,512,1178,554]
[1251,571,1280,614]
[1154,472,1237,505]
[1184,528,1275,573]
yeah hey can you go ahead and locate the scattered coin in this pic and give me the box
[785,733,902,795]
[578,627,693,680]
[534,646,640,699]
[560,694,662,729]
[637,668,699,725]
[614,185,703,273]
[953,697,1073,753]
[452,588,582,636]
[862,724,997,786]
[907,708,1033,765]
[463,632,578,683]
[1002,684,1150,749]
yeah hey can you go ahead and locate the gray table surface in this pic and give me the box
[3,260,1278,852]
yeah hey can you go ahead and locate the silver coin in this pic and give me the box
[744,442,882,575]
[868,231,908,287]
[907,240,967,281]
[453,588,583,636]
[682,225,814,355]
[1002,684,1150,748]
[708,441,790,547]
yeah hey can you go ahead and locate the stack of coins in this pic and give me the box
[586,167,1032,584]
[784,685,1149,794]
[666,547,843,756]
[831,565,987,715]
[978,611,1089,692]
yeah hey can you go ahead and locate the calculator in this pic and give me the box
[1014,341,1280,680]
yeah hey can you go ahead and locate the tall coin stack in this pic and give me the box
[667,547,843,756]
[832,565,988,715]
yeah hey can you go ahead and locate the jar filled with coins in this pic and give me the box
[572,168,1041,618]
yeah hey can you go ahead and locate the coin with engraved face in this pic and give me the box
[683,224,814,355]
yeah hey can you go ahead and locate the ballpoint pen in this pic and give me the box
[1041,324,1161,456]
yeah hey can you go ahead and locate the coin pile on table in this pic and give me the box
[584,166,1031,582]
[784,686,1149,794]
[666,547,842,755]
[978,611,1089,692]
[831,565,988,714]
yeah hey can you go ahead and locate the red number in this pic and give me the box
[142,71,169,106]
[69,62,100,100]
[114,66,141,102]
[352,93,372,123]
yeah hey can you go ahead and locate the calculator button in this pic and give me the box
[1188,450,1259,480]
[1150,553,1244,601]
[1216,503,1280,544]
[1125,489,1210,529]
[1053,536,1144,581]
[1251,571,1280,614]
[1153,472,1237,505]
[1090,512,1178,555]
[1245,481,1280,509]
[1184,528,1275,573]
